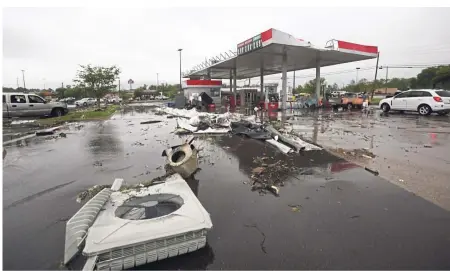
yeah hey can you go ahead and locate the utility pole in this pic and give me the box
[385,66,389,94]
[118,79,121,98]
[21,70,26,90]
[371,52,380,99]
[178,49,183,93]
[16,77,19,88]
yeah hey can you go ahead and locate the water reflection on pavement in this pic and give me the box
[3,105,450,270]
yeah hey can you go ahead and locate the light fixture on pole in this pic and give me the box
[178,49,183,93]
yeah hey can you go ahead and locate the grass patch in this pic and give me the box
[37,105,119,126]
[371,98,382,105]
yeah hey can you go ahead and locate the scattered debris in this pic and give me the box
[140,120,162,125]
[162,138,199,178]
[398,179,405,183]
[350,215,361,219]
[59,132,67,138]
[288,204,302,212]
[364,167,379,176]
[93,161,102,167]
[132,141,144,146]
[266,185,280,196]
[252,167,265,174]
[76,184,110,203]
[424,144,433,148]
[11,119,36,125]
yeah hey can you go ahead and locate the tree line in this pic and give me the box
[4,65,449,99]
[293,65,450,95]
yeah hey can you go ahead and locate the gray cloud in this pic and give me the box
[3,7,450,89]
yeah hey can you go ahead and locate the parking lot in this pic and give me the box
[281,108,450,210]
[3,105,450,270]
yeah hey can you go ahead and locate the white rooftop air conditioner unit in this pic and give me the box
[64,174,213,270]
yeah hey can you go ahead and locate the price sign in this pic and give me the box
[237,34,263,55]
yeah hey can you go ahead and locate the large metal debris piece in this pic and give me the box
[64,187,113,265]
[77,174,213,270]
[163,142,199,178]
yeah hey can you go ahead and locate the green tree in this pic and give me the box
[74,64,121,107]
[55,87,66,99]
[416,67,439,88]
[432,65,450,89]
[301,78,326,94]
[134,88,144,99]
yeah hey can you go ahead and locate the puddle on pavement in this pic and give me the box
[4,104,450,270]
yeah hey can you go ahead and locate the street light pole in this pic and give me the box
[21,70,26,90]
[178,49,183,93]
[156,73,159,92]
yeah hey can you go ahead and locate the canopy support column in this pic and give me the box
[229,70,232,92]
[281,51,287,111]
[233,68,237,105]
[315,54,321,106]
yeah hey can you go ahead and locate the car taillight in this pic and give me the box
[433,96,443,102]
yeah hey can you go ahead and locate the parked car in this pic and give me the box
[328,92,370,109]
[379,89,450,116]
[385,91,403,98]
[107,97,122,103]
[3,92,68,118]
[155,95,168,100]
[75,98,97,107]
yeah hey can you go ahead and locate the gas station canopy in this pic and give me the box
[183,28,378,80]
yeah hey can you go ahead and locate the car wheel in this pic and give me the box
[83,102,87,106]
[418,104,432,116]
[437,111,449,116]
[347,103,353,110]
[381,103,390,113]
[51,108,63,117]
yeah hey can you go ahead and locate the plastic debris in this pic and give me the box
[364,167,379,176]
[140,120,162,124]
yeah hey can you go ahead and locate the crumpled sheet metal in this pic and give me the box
[176,118,230,134]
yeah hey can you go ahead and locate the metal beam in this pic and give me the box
[315,52,321,105]
[281,49,287,111]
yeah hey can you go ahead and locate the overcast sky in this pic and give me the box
[3,7,450,89]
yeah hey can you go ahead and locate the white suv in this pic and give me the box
[379,89,450,116]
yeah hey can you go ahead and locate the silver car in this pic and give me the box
[3,92,68,118]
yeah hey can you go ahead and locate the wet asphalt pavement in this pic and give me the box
[3,105,450,270]
[284,109,450,210]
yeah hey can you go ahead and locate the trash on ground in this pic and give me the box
[288,204,302,212]
[364,167,379,176]
[36,126,63,136]
[65,174,213,270]
[11,119,36,125]
[399,179,405,183]
[140,120,162,125]
[266,139,293,154]
[163,138,199,178]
